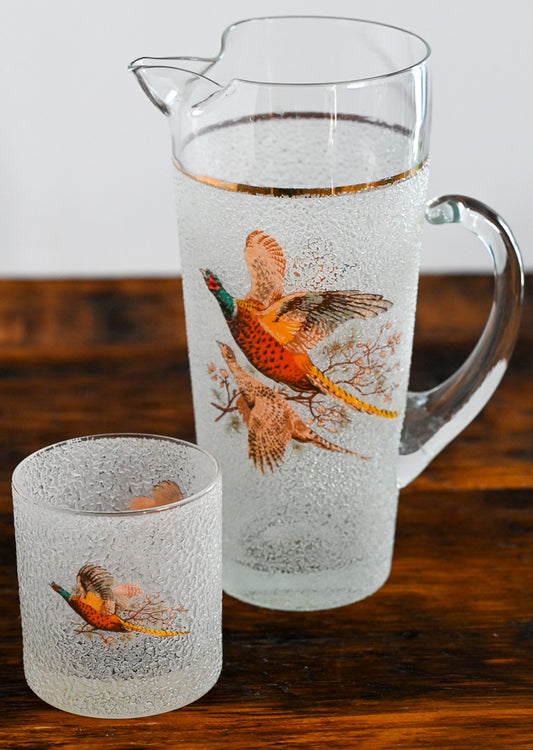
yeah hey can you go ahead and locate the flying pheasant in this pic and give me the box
[217,341,367,472]
[51,564,188,637]
[201,230,398,419]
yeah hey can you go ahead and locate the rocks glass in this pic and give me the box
[12,434,222,718]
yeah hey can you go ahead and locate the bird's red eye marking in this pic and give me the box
[207,274,219,291]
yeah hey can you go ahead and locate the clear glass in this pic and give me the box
[12,434,222,718]
[130,17,523,610]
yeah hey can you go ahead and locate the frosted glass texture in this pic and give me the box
[175,118,429,610]
[12,434,222,718]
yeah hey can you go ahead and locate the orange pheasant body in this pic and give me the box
[229,300,313,392]
[67,594,130,632]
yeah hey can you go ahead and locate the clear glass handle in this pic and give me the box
[397,195,524,488]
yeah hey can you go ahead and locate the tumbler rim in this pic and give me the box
[11,433,221,517]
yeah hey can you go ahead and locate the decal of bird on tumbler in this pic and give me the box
[216,340,368,473]
[51,564,188,638]
[201,230,398,419]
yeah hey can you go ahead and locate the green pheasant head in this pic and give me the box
[200,268,236,320]
[50,581,71,602]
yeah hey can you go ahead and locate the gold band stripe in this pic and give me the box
[174,159,427,197]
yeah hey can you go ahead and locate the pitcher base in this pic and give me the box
[223,559,392,611]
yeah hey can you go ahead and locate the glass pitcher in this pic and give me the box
[130,17,523,611]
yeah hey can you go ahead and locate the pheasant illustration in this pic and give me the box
[128,479,184,510]
[51,564,188,637]
[217,341,367,472]
[201,230,398,419]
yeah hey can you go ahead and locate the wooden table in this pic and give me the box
[0,276,531,748]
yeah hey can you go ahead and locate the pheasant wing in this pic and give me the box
[258,290,393,352]
[244,231,286,307]
[236,394,251,425]
[112,583,144,611]
[78,564,114,594]
[78,564,116,614]
[129,479,183,510]
[152,480,183,505]
[247,391,293,473]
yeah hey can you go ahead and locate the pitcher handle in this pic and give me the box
[397,195,524,488]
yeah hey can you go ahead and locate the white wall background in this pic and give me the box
[1,0,531,277]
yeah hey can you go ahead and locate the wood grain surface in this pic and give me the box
[0,275,531,749]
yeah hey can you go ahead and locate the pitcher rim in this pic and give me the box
[212,15,430,87]
[131,16,431,88]
[220,13,431,86]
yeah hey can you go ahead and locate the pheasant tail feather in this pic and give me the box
[116,616,189,637]
[306,363,399,419]
[304,431,368,459]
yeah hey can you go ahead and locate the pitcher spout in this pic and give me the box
[129,57,222,116]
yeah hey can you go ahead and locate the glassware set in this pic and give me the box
[12,17,522,717]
